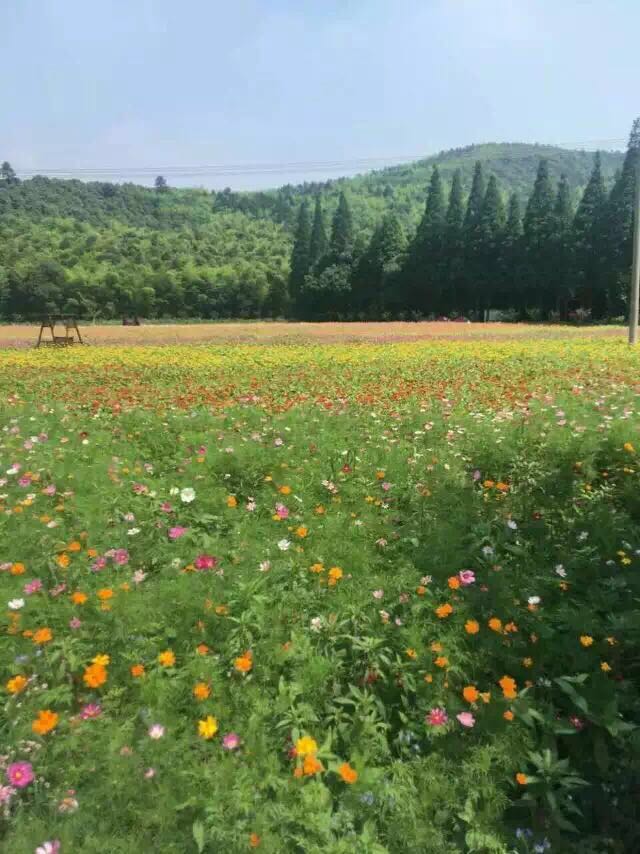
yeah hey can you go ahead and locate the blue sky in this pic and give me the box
[2,0,638,189]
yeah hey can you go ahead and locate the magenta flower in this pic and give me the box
[456,712,476,728]
[80,703,102,720]
[90,556,107,572]
[24,579,43,595]
[168,526,188,540]
[222,732,241,750]
[426,708,448,727]
[113,549,130,566]
[275,503,289,519]
[6,761,34,788]
[194,554,218,571]
[459,570,476,586]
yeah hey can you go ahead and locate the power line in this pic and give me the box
[11,138,628,180]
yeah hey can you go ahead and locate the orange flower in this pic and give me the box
[83,663,107,688]
[158,650,176,667]
[196,643,210,656]
[504,621,518,634]
[295,526,308,538]
[406,648,417,659]
[32,709,59,735]
[314,505,325,515]
[249,833,261,848]
[338,762,358,784]
[71,591,87,605]
[302,754,323,776]
[235,652,253,673]
[33,627,52,645]
[56,553,70,568]
[310,562,324,574]
[488,617,502,632]
[10,562,26,575]
[503,710,514,721]
[215,605,229,616]
[87,548,98,558]
[434,656,449,668]
[499,675,518,699]
[130,664,145,678]
[97,588,113,601]
[515,772,527,785]
[68,541,82,552]
[226,495,238,508]
[447,576,461,590]
[463,686,479,703]
[416,585,426,596]
[6,675,28,695]
[465,619,480,635]
[279,485,292,495]
[435,603,453,619]
[193,682,211,700]
[328,567,343,585]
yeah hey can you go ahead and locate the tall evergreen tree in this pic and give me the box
[352,212,405,317]
[476,175,506,316]
[404,166,445,313]
[573,152,607,316]
[603,117,640,316]
[500,193,523,311]
[330,192,354,259]
[309,196,328,268]
[442,170,465,313]
[288,201,311,315]
[523,159,556,315]
[462,161,486,314]
[551,174,574,317]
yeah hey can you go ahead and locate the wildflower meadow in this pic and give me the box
[1,332,640,853]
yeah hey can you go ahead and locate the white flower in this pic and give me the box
[169,487,179,496]
[8,598,25,610]
[277,539,291,551]
[507,520,518,530]
[246,500,256,511]
[132,570,147,585]
[528,596,541,605]
[482,545,495,557]
[555,564,567,578]
[127,527,141,536]
[310,617,323,632]
[258,560,271,572]
[180,487,196,504]
[148,723,165,739]
[420,575,432,585]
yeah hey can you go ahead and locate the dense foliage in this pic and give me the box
[0,132,635,321]
[1,335,639,853]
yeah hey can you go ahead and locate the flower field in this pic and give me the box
[1,333,640,853]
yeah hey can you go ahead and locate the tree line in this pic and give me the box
[288,119,640,321]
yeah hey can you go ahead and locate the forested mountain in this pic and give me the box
[0,138,634,321]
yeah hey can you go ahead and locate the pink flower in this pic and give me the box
[36,841,61,854]
[168,526,188,540]
[426,708,448,727]
[222,732,240,750]
[194,554,218,571]
[275,503,289,519]
[456,712,476,728]
[381,482,392,492]
[160,502,174,513]
[569,716,585,731]
[132,483,148,495]
[24,579,43,595]
[144,767,156,779]
[69,617,82,629]
[7,761,34,788]
[43,484,57,496]
[113,549,130,566]
[148,724,165,739]
[91,556,107,572]
[0,785,16,804]
[459,570,476,586]
[80,703,102,720]
[18,476,32,487]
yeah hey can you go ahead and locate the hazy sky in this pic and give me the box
[2,0,637,190]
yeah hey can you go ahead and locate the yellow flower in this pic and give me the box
[406,648,417,659]
[580,635,594,648]
[600,661,611,672]
[92,654,110,666]
[295,735,318,756]
[158,650,176,667]
[198,716,219,739]
[623,442,635,453]
[310,562,324,574]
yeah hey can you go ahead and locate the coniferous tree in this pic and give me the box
[309,196,328,268]
[442,170,465,315]
[404,166,445,313]
[500,193,523,311]
[603,117,640,316]
[288,201,311,315]
[476,175,506,317]
[355,212,405,317]
[523,159,556,315]
[573,152,607,316]
[551,174,574,318]
[330,191,354,260]
[462,161,486,315]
